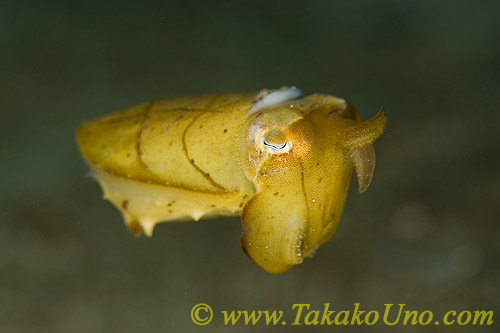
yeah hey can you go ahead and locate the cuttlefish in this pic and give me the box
[76,87,386,273]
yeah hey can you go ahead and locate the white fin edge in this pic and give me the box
[250,86,302,114]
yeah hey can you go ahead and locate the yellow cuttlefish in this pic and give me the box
[76,87,386,273]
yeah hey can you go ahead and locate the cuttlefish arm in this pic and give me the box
[241,165,309,273]
[345,107,386,193]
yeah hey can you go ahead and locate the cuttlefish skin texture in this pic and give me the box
[76,87,387,273]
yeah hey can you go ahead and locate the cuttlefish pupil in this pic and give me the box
[263,139,292,154]
[263,141,287,149]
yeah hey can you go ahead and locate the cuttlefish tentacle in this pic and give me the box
[241,166,308,273]
[340,107,386,150]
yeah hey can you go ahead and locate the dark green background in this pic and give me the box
[1,1,499,332]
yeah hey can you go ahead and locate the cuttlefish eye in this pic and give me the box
[256,130,292,154]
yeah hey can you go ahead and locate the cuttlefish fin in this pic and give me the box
[341,107,387,193]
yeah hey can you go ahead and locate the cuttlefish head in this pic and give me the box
[239,88,387,273]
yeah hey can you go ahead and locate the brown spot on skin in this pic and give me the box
[126,153,131,157]
[127,220,143,237]
[168,209,173,213]
[316,161,320,166]
[239,202,244,208]
[121,200,129,209]
[101,144,106,149]
[167,202,172,207]
[243,194,248,199]
[223,129,227,133]
[318,177,323,183]
[210,204,216,207]
[274,192,279,196]
[199,125,203,129]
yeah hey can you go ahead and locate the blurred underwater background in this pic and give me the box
[1,0,499,332]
